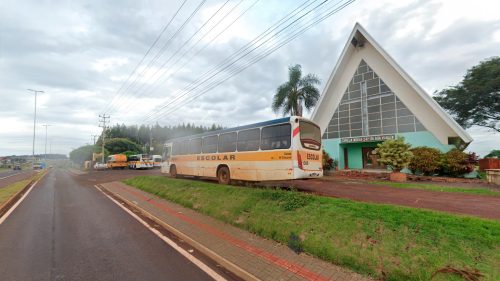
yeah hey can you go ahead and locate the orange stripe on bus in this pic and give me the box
[170,150,321,163]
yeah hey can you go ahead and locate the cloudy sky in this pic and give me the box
[0,0,499,157]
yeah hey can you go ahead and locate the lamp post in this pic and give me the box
[42,124,52,162]
[27,89,44,166]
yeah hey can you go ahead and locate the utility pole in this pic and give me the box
[90,134,99,171]
[149,129,153,154]
[42,124,51,162]
[27,89,44,165]
[98,114,110,164]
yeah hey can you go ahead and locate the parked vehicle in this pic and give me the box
[128,154,153,170]
[151,155,162,168]
[33,162,43,170]
[94,162,108,170]
[161,116,322,184]
[13,164,21,170]
[107,154,127,169]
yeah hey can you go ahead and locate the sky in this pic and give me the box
[0,0,499,157]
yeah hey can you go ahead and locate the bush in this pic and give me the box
[375,137,413,172]
[441,148,473,176]
[408,147,441,175]
[322,150,336,170]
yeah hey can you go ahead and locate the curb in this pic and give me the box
[97,183,259,281]
[0,169,49,219]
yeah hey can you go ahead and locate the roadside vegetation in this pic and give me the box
[0,171,45,206]
[124,176,500,281]
[370,181,500,197]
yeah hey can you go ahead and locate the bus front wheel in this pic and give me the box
[170,165,177,178]
[217,166,231,185]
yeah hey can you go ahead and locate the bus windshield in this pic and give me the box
[299,121,321,150]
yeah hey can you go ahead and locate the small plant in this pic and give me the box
[408,147,441,175]
[287,232,303,254]
[375,137,413,172]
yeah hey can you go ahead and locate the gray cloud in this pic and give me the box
[1,0,499,156]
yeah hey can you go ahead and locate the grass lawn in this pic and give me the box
[370,181,500,197]
[124,176,500,281]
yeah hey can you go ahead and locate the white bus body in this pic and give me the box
[161,116,322,183]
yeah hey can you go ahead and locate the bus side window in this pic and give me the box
[237,128,260,151]
[261,124,291,150]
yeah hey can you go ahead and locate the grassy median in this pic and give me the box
[370,181,500,197]
[0,179,32,206]
[0,172,45,206]
[124,176,500,281]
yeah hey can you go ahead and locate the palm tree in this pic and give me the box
[272,64,321,117]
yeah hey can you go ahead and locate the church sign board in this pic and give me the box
[340,134,395,144]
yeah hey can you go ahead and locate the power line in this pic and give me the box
[102,0,188,115]
[116,0,256,116]
[139,0,318,123]
[145,0,355,123]
[143,0,340,123]
[104,0,207,116]
[108,0,233,116]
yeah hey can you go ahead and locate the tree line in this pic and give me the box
[70,123,223,165]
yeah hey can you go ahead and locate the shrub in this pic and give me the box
[375,137,413,172]
[441,148,472,176]
[322,150,335,170]
[408,147,441,175]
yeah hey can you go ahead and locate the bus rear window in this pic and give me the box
[299,121,321,150]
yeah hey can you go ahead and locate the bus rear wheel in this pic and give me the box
[170,165,177,178]
[217,166,231,185]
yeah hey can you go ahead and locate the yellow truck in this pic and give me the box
[107,154,128,169]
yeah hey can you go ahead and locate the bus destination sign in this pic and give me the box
[340,134,395,143]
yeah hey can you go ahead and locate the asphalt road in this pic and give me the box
[0,168,213,281]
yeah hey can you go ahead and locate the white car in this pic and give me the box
[94,163,108,170]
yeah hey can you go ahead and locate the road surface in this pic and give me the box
[0,168,215,281]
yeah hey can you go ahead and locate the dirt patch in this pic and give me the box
[279,178,500,220]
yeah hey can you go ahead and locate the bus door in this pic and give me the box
[161,144,172,173]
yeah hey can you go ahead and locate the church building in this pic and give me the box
[311,23,472,170]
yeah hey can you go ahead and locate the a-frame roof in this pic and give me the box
[311,23,472,144]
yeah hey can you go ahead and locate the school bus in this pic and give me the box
[161,116,322,183]
[128,154,154,170]
[151,155,163,168]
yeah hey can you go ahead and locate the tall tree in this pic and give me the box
[272,64,320,116]
[434,57,500,132]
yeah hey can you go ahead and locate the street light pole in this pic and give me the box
[27,89,44,165]
[42,124,52,162]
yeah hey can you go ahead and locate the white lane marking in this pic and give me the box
[94,185,226,281]
[0,173,43,225]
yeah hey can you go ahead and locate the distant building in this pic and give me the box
[311,23,472,170]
